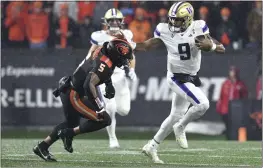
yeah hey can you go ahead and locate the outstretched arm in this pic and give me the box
[86,44,99,58]
[134,38,164,52]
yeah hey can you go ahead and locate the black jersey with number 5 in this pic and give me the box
[71,45,115,96]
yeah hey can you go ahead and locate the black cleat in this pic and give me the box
[33,143,57,162]
[58,129,74,153]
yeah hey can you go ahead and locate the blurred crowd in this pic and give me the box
[1,1,262,50]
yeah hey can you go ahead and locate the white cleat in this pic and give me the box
[109,138,120,149]
[142,142,164,164]
[173,123,188,149]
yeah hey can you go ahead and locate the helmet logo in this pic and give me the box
[116,43,129,55]
[186,7,193,14]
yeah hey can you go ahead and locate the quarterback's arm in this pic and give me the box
[205,34,225,53]
[134,38,164,52]
[87,44,99,58]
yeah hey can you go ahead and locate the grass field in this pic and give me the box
[1,131,262,168]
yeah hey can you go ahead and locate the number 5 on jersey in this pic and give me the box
[98,63,106,72]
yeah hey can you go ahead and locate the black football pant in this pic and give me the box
[48,88,111,145]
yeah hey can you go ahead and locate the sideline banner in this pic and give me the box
[1,49,258,132]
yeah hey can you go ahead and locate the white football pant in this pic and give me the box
[99,69,131,143]
[153,71,210,143]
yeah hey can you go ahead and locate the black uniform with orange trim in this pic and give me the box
[72,45,114,99]
[61,38,132,123]
[33,39,133,162]
[64,43,115,121]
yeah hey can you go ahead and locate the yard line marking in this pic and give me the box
[161,148,214,152]
[2,151,261,159]
[2,152,81,157]
[1,158,252,167]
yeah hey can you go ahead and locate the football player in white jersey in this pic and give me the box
[134,2,225,163]
[86,8,137,148]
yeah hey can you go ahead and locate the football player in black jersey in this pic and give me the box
[33,38,133,162]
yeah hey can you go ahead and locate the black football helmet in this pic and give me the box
[106,39,133,68]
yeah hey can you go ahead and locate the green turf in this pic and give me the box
[1,139,261,168]
[1,129,226,140]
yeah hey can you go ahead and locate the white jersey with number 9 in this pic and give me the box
[154,20,209,75]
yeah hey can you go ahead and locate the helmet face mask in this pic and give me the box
[105,18,123,31]
[102,8,124,32]
[168,2,194,33]
[168,17,186,33]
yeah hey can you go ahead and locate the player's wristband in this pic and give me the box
[95,97,104,110]
[210,43,217,51]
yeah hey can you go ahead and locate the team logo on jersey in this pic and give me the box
[116,43,130,55]
[171,34,175,38]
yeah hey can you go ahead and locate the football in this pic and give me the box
[112,31,126,40]
[195,35,211,52]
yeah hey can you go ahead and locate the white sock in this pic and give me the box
[106,111,117,140]
[149,139,159,149]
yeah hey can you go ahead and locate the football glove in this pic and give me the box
[104,83,115,99]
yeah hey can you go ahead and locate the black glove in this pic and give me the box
[104,83,115,99]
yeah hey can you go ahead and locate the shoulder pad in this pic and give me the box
[91,31,105,46]
[194,20,209,36]
[154,23,166,38]
[123,29,136,50]
[123,29,133,40]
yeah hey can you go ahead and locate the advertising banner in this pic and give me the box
[1,49,259,135]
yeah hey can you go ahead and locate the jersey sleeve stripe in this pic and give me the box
[202,24,208,33]
[90,37,98,45]
[100,55,113,68]
[171,76,200,104]
[154,29,161,36]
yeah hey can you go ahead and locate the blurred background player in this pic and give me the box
[86,8,137,148]
[135,1,225,163]
[33,39,133,161]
